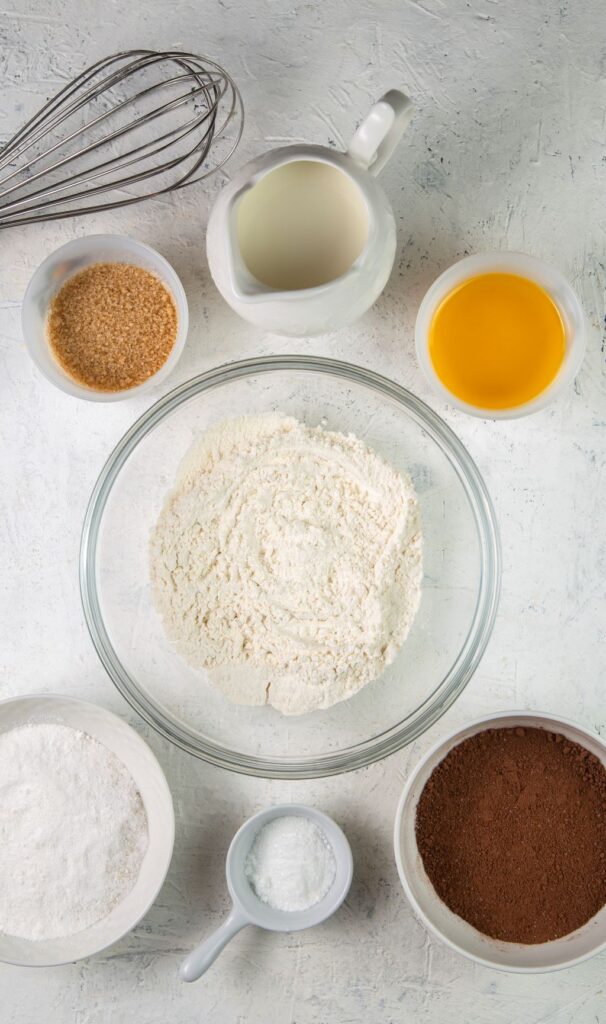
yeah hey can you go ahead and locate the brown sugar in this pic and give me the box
[46,262,178,392]
[415,726,606,944]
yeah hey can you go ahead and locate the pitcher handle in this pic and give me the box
[347,90,413,176]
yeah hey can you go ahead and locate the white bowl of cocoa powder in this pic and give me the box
[394,710,606,972]
[21,235,188,401]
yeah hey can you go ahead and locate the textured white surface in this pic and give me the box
[1,0,605,1020]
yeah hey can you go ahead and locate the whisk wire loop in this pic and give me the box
[0,49,243,228]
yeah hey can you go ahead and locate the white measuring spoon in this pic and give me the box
[180,803,353,982]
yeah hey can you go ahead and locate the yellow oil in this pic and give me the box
[428,272,566,409]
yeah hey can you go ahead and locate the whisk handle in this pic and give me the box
[347,90,413,177]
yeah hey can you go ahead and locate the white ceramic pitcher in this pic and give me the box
[206,91,412,336]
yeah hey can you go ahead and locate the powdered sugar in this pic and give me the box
[150,413,422,715]
[0,723,148,941]
[245,816,336,912]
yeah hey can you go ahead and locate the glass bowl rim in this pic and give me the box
[80,354,501,779]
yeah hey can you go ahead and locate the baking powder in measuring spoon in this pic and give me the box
[245,815,336,912]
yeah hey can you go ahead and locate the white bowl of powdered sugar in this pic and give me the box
[0,694,174,966]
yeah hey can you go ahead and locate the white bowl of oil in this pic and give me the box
[415,252,586,419]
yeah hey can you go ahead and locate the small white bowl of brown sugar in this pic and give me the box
[22,235,189,401]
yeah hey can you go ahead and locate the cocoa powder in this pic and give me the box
[415,726,606,944]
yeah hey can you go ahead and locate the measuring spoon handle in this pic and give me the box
[180,908,249,982]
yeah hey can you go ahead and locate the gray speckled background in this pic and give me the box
[1,1,605,1021]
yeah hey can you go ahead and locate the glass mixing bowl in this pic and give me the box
[81,356,500,778]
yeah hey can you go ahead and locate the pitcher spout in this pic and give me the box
[225,189,272,302]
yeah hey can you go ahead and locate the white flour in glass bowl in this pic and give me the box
[150,413,422,715]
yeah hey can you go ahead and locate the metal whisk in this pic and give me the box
[0,49,243,228]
